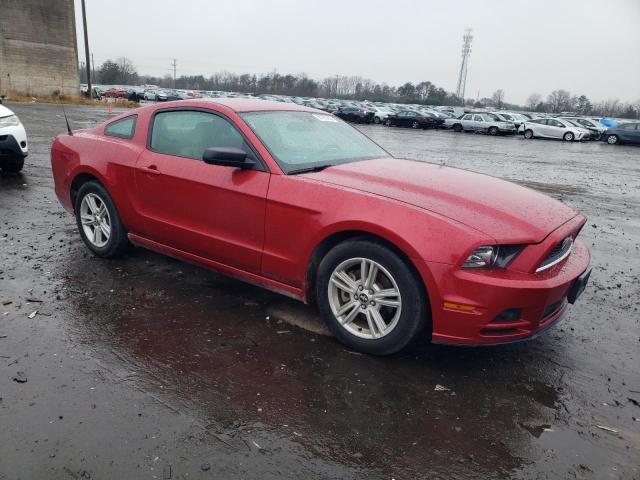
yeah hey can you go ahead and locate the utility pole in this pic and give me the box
[91,53,96,84]
[171,59,177,89]
[455,28,473,106]
[81,0,92,97]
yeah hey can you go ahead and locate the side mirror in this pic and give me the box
[202,147,255,169]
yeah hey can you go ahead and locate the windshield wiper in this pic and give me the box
[287,164,332,175]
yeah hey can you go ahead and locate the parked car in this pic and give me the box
[491,112,527,130]
[448,113,516,135]
[0,104,28,173]
[102,87,126,98]
[143,89,159,101]
[334,107,373,123]
[362,105,392,124]
[50,99,591,355]
[559,117,601,140]
[601,122,640,145]
[520,118,590,141]
[385,110,444,129]
[561,117,606,137]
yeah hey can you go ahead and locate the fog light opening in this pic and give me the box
[492,308,521,323]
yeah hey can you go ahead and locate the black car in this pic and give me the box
[334,107,374,124]
[385,110,445,129]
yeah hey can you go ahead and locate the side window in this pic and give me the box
[549,119,563,128]
[150,110,248,160]
[462,114,472,120]
[473,115,483,122]
[105,116,136,139]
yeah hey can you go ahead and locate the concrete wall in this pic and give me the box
[0,0,80,97]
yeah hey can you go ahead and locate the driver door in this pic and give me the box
[133,109,269,274]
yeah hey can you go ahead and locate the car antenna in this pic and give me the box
[61,104,73,136]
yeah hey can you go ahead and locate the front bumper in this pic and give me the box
[0,133,28,160]
[427,238,591,346]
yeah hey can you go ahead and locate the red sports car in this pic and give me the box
[51,99,591,355]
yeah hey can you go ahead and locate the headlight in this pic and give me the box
[462,245,523,269]
[0,114,20,128]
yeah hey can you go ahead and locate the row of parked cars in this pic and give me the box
[82,84,640,145]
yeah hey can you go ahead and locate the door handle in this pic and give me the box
[141,165,161,175]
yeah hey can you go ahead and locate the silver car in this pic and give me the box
[449,113,516,135]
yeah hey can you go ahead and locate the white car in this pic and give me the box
[561,117,607,135]
[0,104,28,173]
[520,118,591,141]
[362,105,394,124]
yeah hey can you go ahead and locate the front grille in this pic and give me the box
[536,236,573,272]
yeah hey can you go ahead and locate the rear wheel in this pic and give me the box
[385,119,392,127]
[524,129,534,139]
[563,132,575,142]
[374,116,381,124]
[75,181,130,258]
[488,126,498,136]
[606,134,619,145]
[0,156,24,173]
[316,239,428,355]
[452,124,463,132]
[411,121,420,129]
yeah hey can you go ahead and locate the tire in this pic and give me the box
[374,116,381,124]
[606,134,619,145]
[316,239,429,355]
[563,132,575,142]
[524,129,534,139]
[385,119,392,127]
[452,124,463,132]
[74,181,131,258]
[488,126,498,136]
[411,121,420,129]
[0,156,24,173]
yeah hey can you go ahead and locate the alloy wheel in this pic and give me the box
[607,135,618,144]
[328,257,402,340]
[79,193,111,248]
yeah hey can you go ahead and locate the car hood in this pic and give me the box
[304,158,578,243]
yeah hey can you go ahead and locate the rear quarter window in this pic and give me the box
[105,116,136,139]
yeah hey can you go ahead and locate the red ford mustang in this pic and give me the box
[51,99,591,355]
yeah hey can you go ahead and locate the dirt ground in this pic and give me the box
[1,102,638,480]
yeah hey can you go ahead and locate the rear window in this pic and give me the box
[105,116,136,139]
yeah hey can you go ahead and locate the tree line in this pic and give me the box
[79,57,640,119]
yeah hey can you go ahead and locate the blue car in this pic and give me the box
[602,122,640,145]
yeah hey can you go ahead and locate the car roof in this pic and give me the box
[170,98,320,113]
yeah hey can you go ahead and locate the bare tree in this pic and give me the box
[526,93,541,111]
[491,89,505,109]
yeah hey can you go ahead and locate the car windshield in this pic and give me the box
[241,111,389,174]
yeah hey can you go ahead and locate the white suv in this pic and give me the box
[0,104,28,173]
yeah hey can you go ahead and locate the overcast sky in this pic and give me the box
[75,0,640,104]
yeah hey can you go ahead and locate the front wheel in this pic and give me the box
[374,116,381,124]
[411,121,420,129]
[385,119,392,127]
[563,132,575,142]
[606,134,619,145]
[488,126,498,136]
[75,181,131,258]
[316,239,429,355]
[452,124,463,132]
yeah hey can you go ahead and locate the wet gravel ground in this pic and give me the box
[1,103,638,479]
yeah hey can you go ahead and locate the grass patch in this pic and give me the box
[1,92,139,109]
